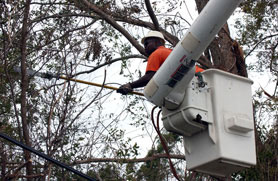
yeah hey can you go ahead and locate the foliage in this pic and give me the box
[237,0,278,74]
[232,1,278,180]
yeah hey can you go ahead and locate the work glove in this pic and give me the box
[117,83,133,95]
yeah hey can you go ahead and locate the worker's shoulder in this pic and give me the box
[152,46,172,55]
[157,46,172,52]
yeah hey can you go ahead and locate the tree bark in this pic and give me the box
[145,0,160,30]
[20,0,33,179]
[195,0,209,13]
[195,0,248,76]
[0,141,7,181]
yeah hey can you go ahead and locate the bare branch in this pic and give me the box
[6,174,44,179]
[71,154,185,165]
[145,0,160,30]
[72,69,107,122]
[20,0,33,178]
[73,54,146,77]
[244,33,278,61]
[5,160,32,179]
[70,1,180,46]
[79,0,146,56]
[31,13,99,23]
[113,15,179,45]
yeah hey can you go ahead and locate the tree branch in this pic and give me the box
[113,15,179,45]
[5,160,32,179]
[71,154,185,165]
[73,54,146,77]
[71,1,179,46]
[245,33,278,61]
[20,0,33,178]
[79,0,146,56]
[145,0,160,30]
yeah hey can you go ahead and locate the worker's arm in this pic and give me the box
[117,71,155,95]
[130,71,155,88]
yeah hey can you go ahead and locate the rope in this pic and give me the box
[151,106,182,181]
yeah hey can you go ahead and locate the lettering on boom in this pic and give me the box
[166,59,195,88]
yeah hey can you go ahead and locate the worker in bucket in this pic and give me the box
[117,30,203,95]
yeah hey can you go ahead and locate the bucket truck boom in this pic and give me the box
[144,0,243,108]
[144,0,257,178]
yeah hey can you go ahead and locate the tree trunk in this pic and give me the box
[195,0,248,77]
[20,0,33,179]
[0,141,7,181]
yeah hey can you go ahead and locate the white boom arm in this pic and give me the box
[144,0,243,107]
